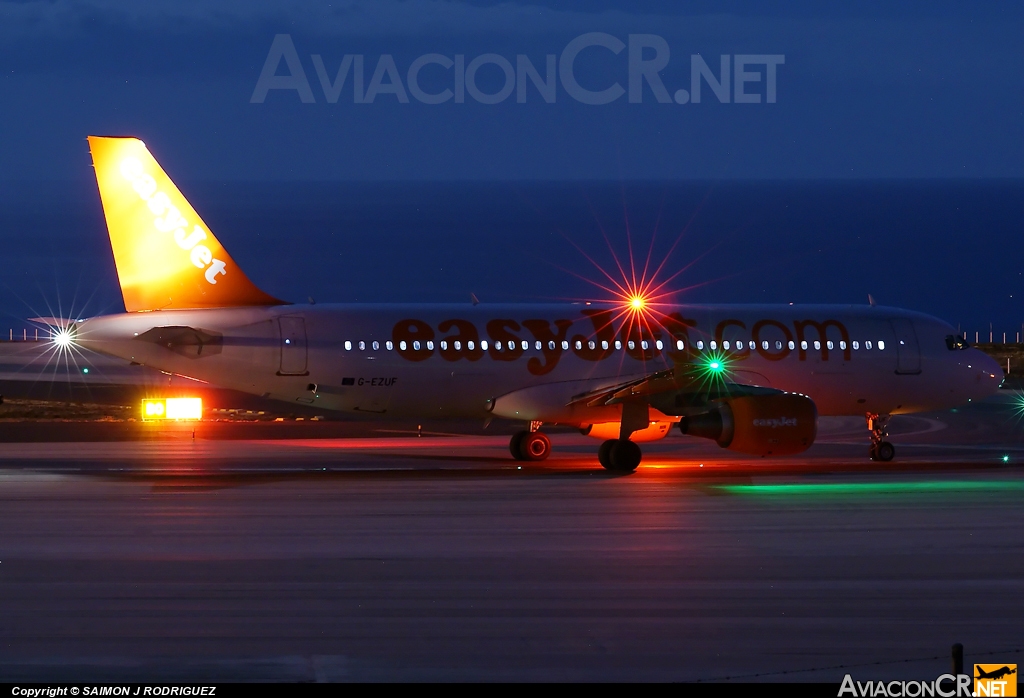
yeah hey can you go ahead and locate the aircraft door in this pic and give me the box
[889,318,921,375]
[278,316,308,375]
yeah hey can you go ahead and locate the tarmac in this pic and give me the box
[0,396,1022,682]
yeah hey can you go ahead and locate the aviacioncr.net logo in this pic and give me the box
[839,674,972,697]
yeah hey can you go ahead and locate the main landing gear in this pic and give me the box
[597,439,642,473]
[510,421,551,462]
[866,412,895,462]
[507,422,644,472]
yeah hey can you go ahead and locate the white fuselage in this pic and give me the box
[75,303,1003,425]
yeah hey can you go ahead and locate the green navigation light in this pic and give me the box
[687,349,734,395]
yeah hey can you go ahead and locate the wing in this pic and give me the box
[566,365,781,416]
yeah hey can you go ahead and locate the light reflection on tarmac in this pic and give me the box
[0,399,1022,682]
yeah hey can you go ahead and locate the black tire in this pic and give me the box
[598,439,616,469]
[876,441,895,462]
[520,432,552,461]
[510,431,528,460]
[609,439,642,472]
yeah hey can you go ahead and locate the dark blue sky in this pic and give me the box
[1,1,1022,180]
[0,1,1022,334]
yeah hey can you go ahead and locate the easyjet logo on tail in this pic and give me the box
[119,157,228,286]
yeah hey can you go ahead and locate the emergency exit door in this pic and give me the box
[278,316,308,375]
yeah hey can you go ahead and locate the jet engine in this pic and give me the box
[678,393,817,456]
[581,421,675,442]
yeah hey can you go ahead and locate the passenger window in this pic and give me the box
[826,340,833,350]
[839,341,846,350]
[454,341,462,351]
[697,340,704,350]
[386,341,394,351]
[358,341,366,351]
[628,340,636,350]
[562,340,569,350]
[413,340,421,351]
[656,340,664,351]
[676,340,684,351]
[866,341,872,349]
[800,340,808,350]
[399,341,407,351]
[788,341,795,350]
[467,341,475,351]
[440,340,448,350]
[601,340,609,350]
[710,341,717,350]
[521,340,529,351]
[877,340,885,350]
[344,341,352,351]
[616,340,623,350]
[481,340,488,350]
[641,340,649,350]
[427,340,434,350]
[723,341,731,350]
[575,340,582,350]
[535,341,542,351]
[548,341,556,350]
[588,340,596,350]
[853,341,859,350]
[749,340,756,350]
[813,341,821,350]
[372,341,380,351]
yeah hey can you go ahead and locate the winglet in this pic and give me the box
[88,136,286,312]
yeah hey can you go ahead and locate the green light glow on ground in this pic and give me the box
[712,480,1024,496]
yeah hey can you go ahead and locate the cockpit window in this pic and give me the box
[945,334,970,350]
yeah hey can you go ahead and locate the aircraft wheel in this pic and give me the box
[510,431,529,460]
[519,432,552,461]
[876,441,895,462]
[608,439,642,473]
[598,439,615,469]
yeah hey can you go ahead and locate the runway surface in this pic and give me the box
[1,397,1023,682]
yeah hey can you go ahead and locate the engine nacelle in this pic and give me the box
[581,421,675,442]
[678,393,817,456]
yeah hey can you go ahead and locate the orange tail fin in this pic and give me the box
[88,136,285,312]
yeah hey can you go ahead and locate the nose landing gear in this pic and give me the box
[866,412,895,461]
[510,422,551,461]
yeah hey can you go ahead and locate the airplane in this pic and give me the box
[976,666,1017,681]
[62,136,1002,472]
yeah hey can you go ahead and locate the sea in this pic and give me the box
[0,179,1021,341]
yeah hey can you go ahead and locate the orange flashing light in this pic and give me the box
[141,397,202,421]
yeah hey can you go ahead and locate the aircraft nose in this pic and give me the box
[972,350,1004,397]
